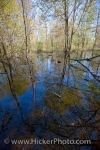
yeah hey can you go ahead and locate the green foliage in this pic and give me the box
[0,0,19,14]
[37,41,43,52]
[0,0,10,9]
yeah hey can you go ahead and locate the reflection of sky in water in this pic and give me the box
[0,53,99,148]
[0,54,99,112]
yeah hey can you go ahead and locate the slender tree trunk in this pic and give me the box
[62,0,69,79]
[64,0,68,55]
[92,10,100,57]
[20,0,34,98]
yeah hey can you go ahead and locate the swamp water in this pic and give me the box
[0,52,99,150]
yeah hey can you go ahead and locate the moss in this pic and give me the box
[89,82,100,96]
[45,88,81,114]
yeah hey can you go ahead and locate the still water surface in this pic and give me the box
[0,53,99,149]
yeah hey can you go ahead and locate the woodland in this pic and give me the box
[0,0,100,150]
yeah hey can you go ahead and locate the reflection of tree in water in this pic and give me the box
[18,101,99,149]
[0,54,99,149]
[44,90,99,138]
[0,111,12,134]
[0,0,100,149]
[40,59,100,149]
